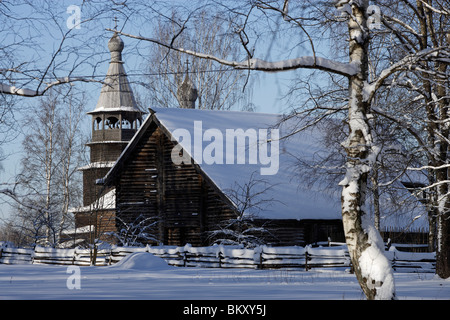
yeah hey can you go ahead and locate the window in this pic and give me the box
[105,116,119,130]
[94,117,103,131]
[122,118,132,129]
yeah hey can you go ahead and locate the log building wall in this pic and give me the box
[113,123,236,246]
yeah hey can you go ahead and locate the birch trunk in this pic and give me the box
[44,101,57,245]
[339,0,395,300]
[437,212,450,278]
[435,58,450,279]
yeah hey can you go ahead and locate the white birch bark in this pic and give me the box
[44,100,57,244]
[338,0,395,300]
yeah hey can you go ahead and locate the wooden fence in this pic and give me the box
[0,246,112,266]
[0,243,436,273]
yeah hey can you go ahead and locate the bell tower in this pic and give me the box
[75,28,144,240]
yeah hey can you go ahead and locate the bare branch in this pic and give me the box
[108,29,360,77]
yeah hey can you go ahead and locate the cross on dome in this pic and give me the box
[113,16,119,31]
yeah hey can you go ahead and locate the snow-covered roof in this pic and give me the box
[98,107,430,230]
[69,189,116,213]
[104,107,343,220]
[77,161,116,171]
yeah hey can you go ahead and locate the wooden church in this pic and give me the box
[71,31,349,247]
[72,31,145,244]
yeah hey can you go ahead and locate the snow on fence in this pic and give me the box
[0,243,436,273]
[0,246,113,266]
[386,250,436,273]
[0,247,34,265]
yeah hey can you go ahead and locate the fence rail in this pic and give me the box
[0,243,436,273]
[0,246,113,266]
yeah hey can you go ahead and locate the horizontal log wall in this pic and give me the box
[92,128,136,142]
[89,143,127,163]
[381,227,429,252]
[82,168,112,206]
[115,124,237,246]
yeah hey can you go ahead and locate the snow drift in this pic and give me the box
[111,252,171,271]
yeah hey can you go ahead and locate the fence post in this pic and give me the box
[218,251,223,268]
[392,248,396,272]
[386,238,392,251]
[31,246,35,264]
[305,246,309,271]
[259,247,263,270]
[305,248,309,271]
[183,251,187,267]
[106,249,110,265]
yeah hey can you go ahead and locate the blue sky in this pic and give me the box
[0,1,295,222]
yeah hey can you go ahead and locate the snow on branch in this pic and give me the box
[108,29,360,77]
[364,46,449,104]
[408,164,450,172]
[0,83,39,97]
[418,0,450,16]
[0,77,103,97]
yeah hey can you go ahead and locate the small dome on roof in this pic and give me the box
[177,73,198,109]
[108,32,124,53]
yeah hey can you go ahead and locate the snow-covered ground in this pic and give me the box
[0,252,448,300]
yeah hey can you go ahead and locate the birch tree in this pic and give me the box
[57,89,86,241]
[371,0,450,278]
[113,0,450,299]
[6,88,85,246]
[18,93,62,245]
